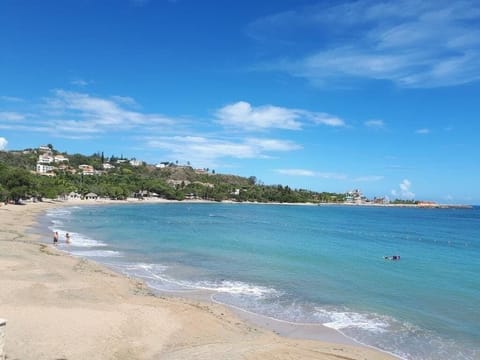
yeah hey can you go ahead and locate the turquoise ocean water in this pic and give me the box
[44,203,480,359]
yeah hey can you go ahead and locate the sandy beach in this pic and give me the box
[0,200,396,360]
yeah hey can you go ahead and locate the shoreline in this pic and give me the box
[23,195,473,209]
[1,200,397,359]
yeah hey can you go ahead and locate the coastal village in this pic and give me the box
[33,145,382,204]
[1,144,453,207]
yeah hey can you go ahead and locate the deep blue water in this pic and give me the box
[45,203,480,360]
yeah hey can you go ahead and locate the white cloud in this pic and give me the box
[275,169,316,177]
[415,128,430,134]
[146,136,301,167]
[275,168,347,180]
[215,101,302,130]
[215,101,345,131]
[0,137,7,150]
[71,79,89,87]
[276,169,382,181]
[247,138,301,152]
[353,175,384,182]
[391,178,415,199]
[45,90,175,134]
[251,0,480,87]
[0,90,178,139]
[310,113,345,127]
[0,96,24,102]
[364,119,385,128]
[0,112,26,121]
[110,95,138,106]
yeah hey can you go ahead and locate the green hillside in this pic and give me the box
[0,146,345,204]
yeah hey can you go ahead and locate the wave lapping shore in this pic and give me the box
[0,200,395,360]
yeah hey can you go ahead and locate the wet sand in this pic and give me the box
[0,200,396,359]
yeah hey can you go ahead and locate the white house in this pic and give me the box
[79,164,95,175]
[38,145,51,153]
[102,163,115,170]
[129,159,142,167]
[68,192,81,200]
[36,163,55,174]
[38,154,54,164]
[54,155,69,163]
[231,189,240,196]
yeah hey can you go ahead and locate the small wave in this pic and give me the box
[315,307,390,333]
[46,208,73,218]
[55,230,106,247]
[111,262,279,298]
[49,219,64,229]
[120,262,169,279]
[71,250,122,258]
[69,234,107,247]
[192,280,279,298]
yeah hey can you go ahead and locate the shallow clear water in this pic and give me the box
[44,203,480,360]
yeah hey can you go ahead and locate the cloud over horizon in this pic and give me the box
[0,137,7,150]
[391,179,415,199]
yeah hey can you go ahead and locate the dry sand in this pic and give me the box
[0,200,396,360]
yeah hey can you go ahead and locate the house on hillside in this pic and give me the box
[38,153,54,164]
[54,154,69,163]
[129,159,142,167]
[79,164,95,175]
[102,163,115,170]
[36,163,55,175]
[38,145,51,153]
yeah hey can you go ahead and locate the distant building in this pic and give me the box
[54,154,69,163]
[373,196,388,204]
[231,189,240,196]
[38,145,51,153]
[345,189,366,204]
[85,192,98,200]
[102,163,115,170]
[129,159,142,167]
[38,154,54,164]
[68,192,81,200]
[79,164,95,175]
[36,163,55,175]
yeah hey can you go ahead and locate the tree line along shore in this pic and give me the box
[0,146,345,204]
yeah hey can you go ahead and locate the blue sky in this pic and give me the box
[1,0,479,204]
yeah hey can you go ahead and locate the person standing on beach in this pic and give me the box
[65,232,71,244]
[53,231,59,245]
